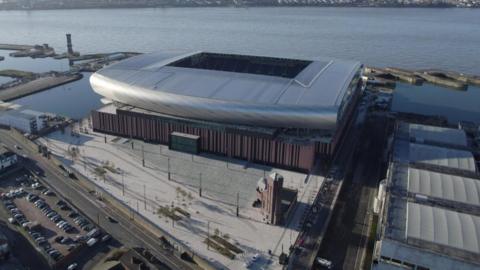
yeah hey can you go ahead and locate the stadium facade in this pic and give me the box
[90,52,364,172]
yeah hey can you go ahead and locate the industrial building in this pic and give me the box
[0,146,17,172]
[373,121,480,270]
[393,141,477,173]
[374,196,480,270]
[396,122,469,148]
[391,164,480,211]
[89,52,364,171]
[0,108,47,134]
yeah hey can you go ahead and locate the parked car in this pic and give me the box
[87,228,100,238]
[34,237,46,243]
[37,239,48,246]
[75,235,88,242]
[316,257,333,270]
[27,194,39,202]
[55,236,64,243]
[22,221,31,228]
[60,237,70,244]
[86,238,98,247]
[101,234,111,242]
[56,221,66,227]
[82,225,93,232]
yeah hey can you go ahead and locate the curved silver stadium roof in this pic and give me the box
[90,51,362,129]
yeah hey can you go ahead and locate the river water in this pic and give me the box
[0,8,479,122]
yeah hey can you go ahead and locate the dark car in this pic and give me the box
[55,236,64,243]
[106,216,118,223]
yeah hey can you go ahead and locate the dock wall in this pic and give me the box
[0,73,83,101]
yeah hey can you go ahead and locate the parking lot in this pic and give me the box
[0,169,110,268]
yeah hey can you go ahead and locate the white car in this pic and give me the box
[316,257,333,269]
[86,237,98,247]
[101,234,111,242]
[67,263,78,270]
[56,221,67,228]
[22,222,31,228]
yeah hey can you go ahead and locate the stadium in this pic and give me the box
[89,51,364,171]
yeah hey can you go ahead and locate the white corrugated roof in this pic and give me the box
[407,123,468,147]
[408,167,480,206]
[406,202,480,254]
[408,143,477,172]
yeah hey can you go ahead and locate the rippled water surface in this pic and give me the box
[0,7,479,121]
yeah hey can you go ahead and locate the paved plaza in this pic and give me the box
[39,125,324,269]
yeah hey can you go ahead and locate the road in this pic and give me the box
[0,129,195,270]
[287,95,368,270]
[316,114,390,270]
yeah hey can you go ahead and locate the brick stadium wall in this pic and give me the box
[92,109,316,172]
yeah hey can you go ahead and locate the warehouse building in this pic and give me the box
[373,121,480,270]
[391,164,480,212]
[374,198,480,270]
[0,146,17,172]
[393,141,477,173]
[89,52,364,171]
[0,108,47,134]
[396,122,469,148]
[374,162,480,270]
